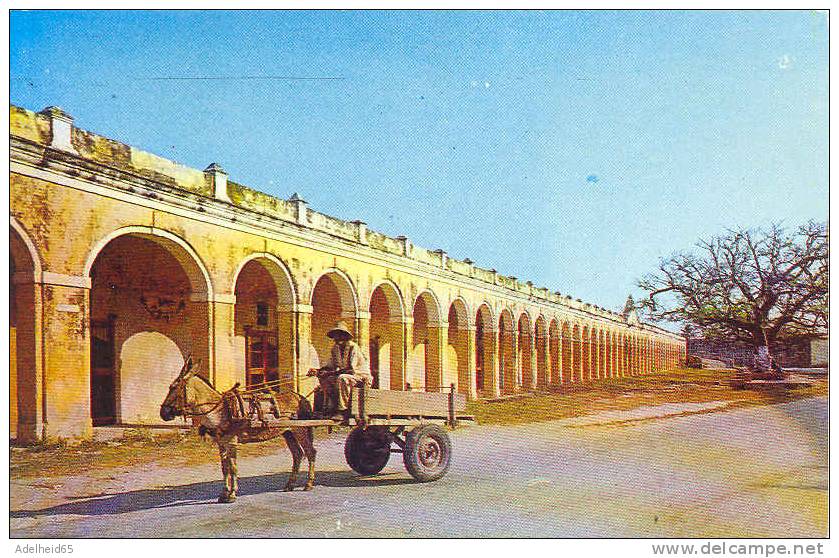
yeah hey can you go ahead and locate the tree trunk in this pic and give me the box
[751,328,772,372]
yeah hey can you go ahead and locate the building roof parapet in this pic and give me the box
[10,103,682,339]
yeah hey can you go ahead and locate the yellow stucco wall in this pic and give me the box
[10,104,685,441]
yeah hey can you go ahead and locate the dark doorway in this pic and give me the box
[369,336,380,389]
[90,316,116,426]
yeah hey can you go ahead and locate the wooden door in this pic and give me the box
[246,330,279,387]
[91,316,116,426]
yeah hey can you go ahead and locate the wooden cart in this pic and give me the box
[242,384,474,482]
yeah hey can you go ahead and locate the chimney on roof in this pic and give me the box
[289,193,308,226]
[204,163,230,203]
[39,106,77,154]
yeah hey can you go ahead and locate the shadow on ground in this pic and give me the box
[11,470,416,519]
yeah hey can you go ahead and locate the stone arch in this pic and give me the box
[10,216,42,281]
[231,255,298,390]
[369,280,407,390]
[309,269,360,375]
[231,253,297,306]
[10,221,42,443]
[86,228,214,426]
[413,289,443,326]
[85,226,213,300]
[517,312,534,389]
[447,297,471,396]
[411,289,444,391]
[475,303,496,395]
[548,318,560,385]
[498,308,516,394]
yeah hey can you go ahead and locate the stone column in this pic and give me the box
[529,332,538,388]
[510,330,520,392]
[210,293,237,390]
[489,327,501,398]
[294,304,316,398]
[355,311,371,360]
[434,322,448,393]
[543,333,552,387]
[465,325,477,400]
[402,317,413,390]
[40,274,92,440]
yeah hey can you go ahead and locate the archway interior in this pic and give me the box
[548,320,560,385]
[475,305,494,394]
[369,284,405,390]
[311,273,356,370]
[89,234,206,425]
[10,229,37,440]
[234,260,295,387]
[410,294,441,392]
[447,301,469,395]
[498,310,515,394]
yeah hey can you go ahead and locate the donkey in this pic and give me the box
[160,357,317,503]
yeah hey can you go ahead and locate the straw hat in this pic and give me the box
[327,321,354,340]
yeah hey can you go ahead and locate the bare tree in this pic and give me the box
[638,222,827,371]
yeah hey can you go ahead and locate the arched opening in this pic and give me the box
[535,316,548,388]
[310,271,358,371]
[548,319,560,385]
[447,299,470,396]
[605,331,613,378]
[561,322,572,384]
[10,225,40,442]
[475,304,496,396]
[517,313,533,389]
[88,232,211,425]
[411,291,442,392]
[572,324,582,383]
[498,309,516,394]
[233,257,295,389]
[369,282,405,390]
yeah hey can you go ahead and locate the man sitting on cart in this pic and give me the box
[307,321,372,420]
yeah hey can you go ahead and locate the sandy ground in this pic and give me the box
[10,396,827,538]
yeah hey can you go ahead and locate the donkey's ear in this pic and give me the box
[184,358,201,379]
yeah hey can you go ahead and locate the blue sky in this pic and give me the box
[10,10,828,318]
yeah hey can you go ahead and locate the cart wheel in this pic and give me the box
[403,425,451,482]
[345,427,391,475]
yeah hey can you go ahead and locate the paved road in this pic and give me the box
[11,397,827,538]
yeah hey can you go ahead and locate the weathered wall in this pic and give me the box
[10,103,685,441]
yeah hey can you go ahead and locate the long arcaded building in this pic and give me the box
[10,104,686,442]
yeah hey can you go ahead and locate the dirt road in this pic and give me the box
[11,397,827,538]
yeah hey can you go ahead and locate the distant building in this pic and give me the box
[687,336,827,369]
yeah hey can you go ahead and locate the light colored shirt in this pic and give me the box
[324,341,372,382]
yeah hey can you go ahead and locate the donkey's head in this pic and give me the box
[160,355,198,421]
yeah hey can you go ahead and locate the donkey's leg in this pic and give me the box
[217,435,239,503]
[282,430,303,491]
[295,427,317,491]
